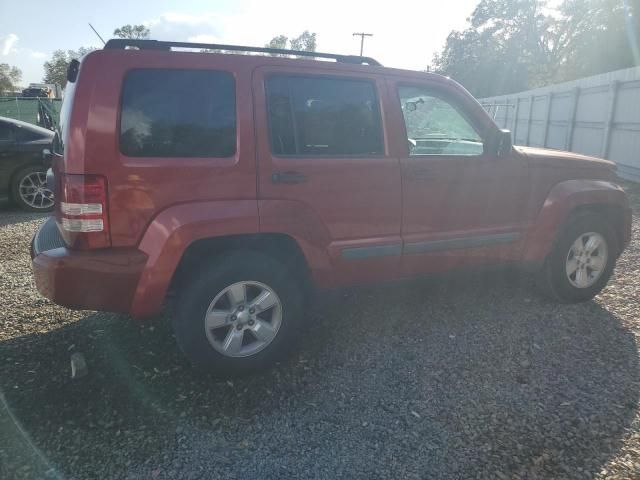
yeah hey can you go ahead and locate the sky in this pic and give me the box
[0,0,478,85]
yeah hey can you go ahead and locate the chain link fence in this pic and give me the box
[0,97,62,131]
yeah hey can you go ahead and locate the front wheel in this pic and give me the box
[537,213,618,303]
[173,251,304,375]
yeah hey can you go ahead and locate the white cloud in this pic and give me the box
[29,50,47,59]
[187,34,221,44]
[143,0,477,71]
[2,33,18,56]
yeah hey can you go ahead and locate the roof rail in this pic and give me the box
[103,39,382,66]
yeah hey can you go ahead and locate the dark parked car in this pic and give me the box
[21,87,51,98]
[0,116,54,211]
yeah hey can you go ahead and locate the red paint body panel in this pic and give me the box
[32,245,147,313]
[130,200,259,317]
[30,47,632,317]
[522,180,631,262]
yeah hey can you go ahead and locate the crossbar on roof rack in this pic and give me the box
[103,39,382,66]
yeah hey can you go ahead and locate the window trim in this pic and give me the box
[396,83,486,158]
[118,68,237,159]
[264,73,386,159]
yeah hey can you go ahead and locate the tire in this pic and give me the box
[11,165,54,212]
[537,213,618,303]
[173,250,304,375]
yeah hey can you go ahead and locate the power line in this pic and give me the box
[352,32,373,56]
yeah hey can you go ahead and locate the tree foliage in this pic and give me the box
[43,48,95,88]
[0,63,22,93]
[113,24,150,40]
[265,31,317,53]
[433,0,640,97]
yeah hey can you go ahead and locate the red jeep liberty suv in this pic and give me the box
[31,39,632,374]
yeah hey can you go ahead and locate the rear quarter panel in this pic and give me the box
[69,50,258,247]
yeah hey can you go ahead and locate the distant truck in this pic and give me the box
[21,83,62,99]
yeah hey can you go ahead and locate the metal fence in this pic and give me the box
[480,67,640,182]
[0,97,62,130]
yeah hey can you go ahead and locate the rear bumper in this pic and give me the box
[31,217,147,314]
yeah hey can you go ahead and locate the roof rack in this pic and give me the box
[103,39,382,66]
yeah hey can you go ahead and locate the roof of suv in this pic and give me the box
[100,38,452,86]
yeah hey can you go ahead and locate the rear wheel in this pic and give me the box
[537,213,617,303]
[11,165,54,212]
[173,251,304,375]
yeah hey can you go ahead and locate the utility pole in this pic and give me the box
[352,32,373,56]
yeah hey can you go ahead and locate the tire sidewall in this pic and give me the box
[547,214,617,303]
[173,251,303,374]
[11,165,54,212]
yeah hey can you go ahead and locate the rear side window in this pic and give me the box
[266,75,383,156]
[0,122,15,143]
[20,129,49,142]
[120,69,236,158]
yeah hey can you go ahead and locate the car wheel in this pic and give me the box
[11,165,54,212]
[173,250,304,375]
[537,213,618,303]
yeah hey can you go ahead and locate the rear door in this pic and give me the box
[253,67,402,286]
[387,79,530,276]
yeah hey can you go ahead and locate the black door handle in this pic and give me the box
[271,171,308,184]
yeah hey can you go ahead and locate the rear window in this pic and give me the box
[119,69,236,158]
[20,128,50,142]
[266,75,383,156]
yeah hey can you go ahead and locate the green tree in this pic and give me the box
[113,24,150,40]
[0,63,22,93]
[43,48,95,88]
[432,0,640,96]
[265,35,289,50]
[289,31,317,52]
[559,0,640,80]
[265,31,317,54]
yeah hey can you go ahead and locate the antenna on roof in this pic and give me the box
[88,23,106,46]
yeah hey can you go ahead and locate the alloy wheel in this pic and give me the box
[18,171,54,210]
[203,281,282,358]
[565,232,608,288]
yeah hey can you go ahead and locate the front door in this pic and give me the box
[388,80,530,276]
[253,67,402,286]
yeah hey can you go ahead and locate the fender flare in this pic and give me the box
[130,200,260,317]
[129,198,335,317]
[522,179,629,263]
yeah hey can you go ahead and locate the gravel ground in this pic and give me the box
[1,184,640,480]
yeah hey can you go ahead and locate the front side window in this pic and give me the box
[398,86,483,156]
[266,75,383,156]
[120,69,236,158]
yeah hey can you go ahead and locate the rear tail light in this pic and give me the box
[58,174,110,249]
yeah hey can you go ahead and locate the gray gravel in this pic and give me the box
[1,185,640,480]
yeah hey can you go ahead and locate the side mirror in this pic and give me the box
[486,129,512,157]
